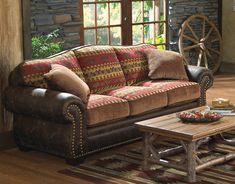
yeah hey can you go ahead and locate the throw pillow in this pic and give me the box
[44,64,90,103]
[113,44,155,85]
[144,48,189,80]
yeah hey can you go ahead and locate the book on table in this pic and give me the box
[206,105,235,116]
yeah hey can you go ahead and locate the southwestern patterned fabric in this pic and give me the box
[74,46,126,94]
[137,80,200,105]
[20,51,85,88]
[113,44,155,85]
[106,86,167,115]
[86,94,129,126]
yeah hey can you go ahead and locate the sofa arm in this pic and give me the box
[185,65,214,105]
[3,86,86,123]
[4,86,88,163]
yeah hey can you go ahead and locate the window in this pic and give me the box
[81,0,168,47]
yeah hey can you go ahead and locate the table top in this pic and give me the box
[135,106,235,141]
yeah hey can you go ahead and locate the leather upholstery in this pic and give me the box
[4,49,213,165]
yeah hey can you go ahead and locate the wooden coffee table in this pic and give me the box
[135,106,235,183]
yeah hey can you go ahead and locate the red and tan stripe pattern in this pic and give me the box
[87,94,128,109]
[137,80,200,105]
[59,131,235,184]
[86,94,129,126]
[114,44,155,85]
[20,51,85,88]
[106,86,167,115]
[74,46,126,94]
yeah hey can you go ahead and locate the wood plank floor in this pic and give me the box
[0,74,235,184]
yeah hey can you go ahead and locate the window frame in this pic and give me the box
[80,0,169,47]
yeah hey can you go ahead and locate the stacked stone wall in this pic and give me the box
[168,0,219,51]
[30,0,219,50]
[31,0,81,49]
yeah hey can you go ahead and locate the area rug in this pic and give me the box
[59,132,235,184]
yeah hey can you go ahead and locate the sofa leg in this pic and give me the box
[66,157,85,166]
[18,145,32,152]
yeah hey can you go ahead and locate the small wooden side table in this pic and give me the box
[135,107,235,183]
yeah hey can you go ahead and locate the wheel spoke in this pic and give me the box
[183,44,200,51]
[197,50,203,67]
[183,34,198,43]
[204,27,214,41]
[211,38,219,43]
[205,49,212,59]
[203,51,209,69]
[202,18,206,38]
[208,47,221,55]
[186,23,199,41]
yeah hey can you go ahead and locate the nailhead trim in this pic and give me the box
[199,75,212,106]
[66,104,84,158]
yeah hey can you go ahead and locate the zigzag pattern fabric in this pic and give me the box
[114,44,155,85]
[20,51,85,88]
[74,46,126,94]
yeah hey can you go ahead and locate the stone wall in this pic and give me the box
[31,0,81,49]
[168,0,219,51]
[30,0,219,50]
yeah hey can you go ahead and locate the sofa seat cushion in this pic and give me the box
[86,94,130,126]
[106,86,167,115]
[20,51,85,88]
[113,44,155,85]
[74,46,126,94]
[137,80,200,105]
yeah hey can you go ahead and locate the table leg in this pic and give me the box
[187,141,197,183]
[143,132,150,171]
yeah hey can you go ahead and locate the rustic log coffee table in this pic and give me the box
[135,107,235,183]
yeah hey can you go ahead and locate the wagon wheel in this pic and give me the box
[179,14,222,73]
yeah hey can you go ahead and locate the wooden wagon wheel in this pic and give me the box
[179,14,222,73]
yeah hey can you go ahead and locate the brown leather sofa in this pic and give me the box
[3,44,213,165]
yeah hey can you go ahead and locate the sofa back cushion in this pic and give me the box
[113,44,155,85]
[18,51,85,88]
[73,45,126,94]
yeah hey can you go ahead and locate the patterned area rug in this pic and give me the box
[59,132,235,184]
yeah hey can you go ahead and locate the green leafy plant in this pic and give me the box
[32,29,63,59]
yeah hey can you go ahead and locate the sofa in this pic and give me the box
[3,44,213,165]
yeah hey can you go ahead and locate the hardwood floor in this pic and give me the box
[0,74,235,184]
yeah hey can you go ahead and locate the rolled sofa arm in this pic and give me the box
[185,65,214,105]
[3,86,86,123]
[3,86,88,163]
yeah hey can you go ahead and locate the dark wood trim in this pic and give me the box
[121,0,132,45]
[218,0,222,35]
[22,0,32,59]
[165,0,169,49]
[78,0,84,45]
[0,131,15,151]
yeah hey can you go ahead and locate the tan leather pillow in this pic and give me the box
[44,64,90,103]
[144,49,188,80]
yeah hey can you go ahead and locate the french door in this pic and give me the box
[81,0,168,48]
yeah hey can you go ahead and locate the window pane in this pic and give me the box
[97,28,109,45]
[83,0,95,2]
[97,3,108,26]
[155,23,165,46]
[144,0,154,22]
[110,3,121,25]
[132,1,143,23]
[110,27,121,45]
[83,4,95,27]
[144,24,154,44]
[84,29,96,45]
[132,25,143,44]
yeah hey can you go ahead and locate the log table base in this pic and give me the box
[135,106,235,183]
[142,133,235,183]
